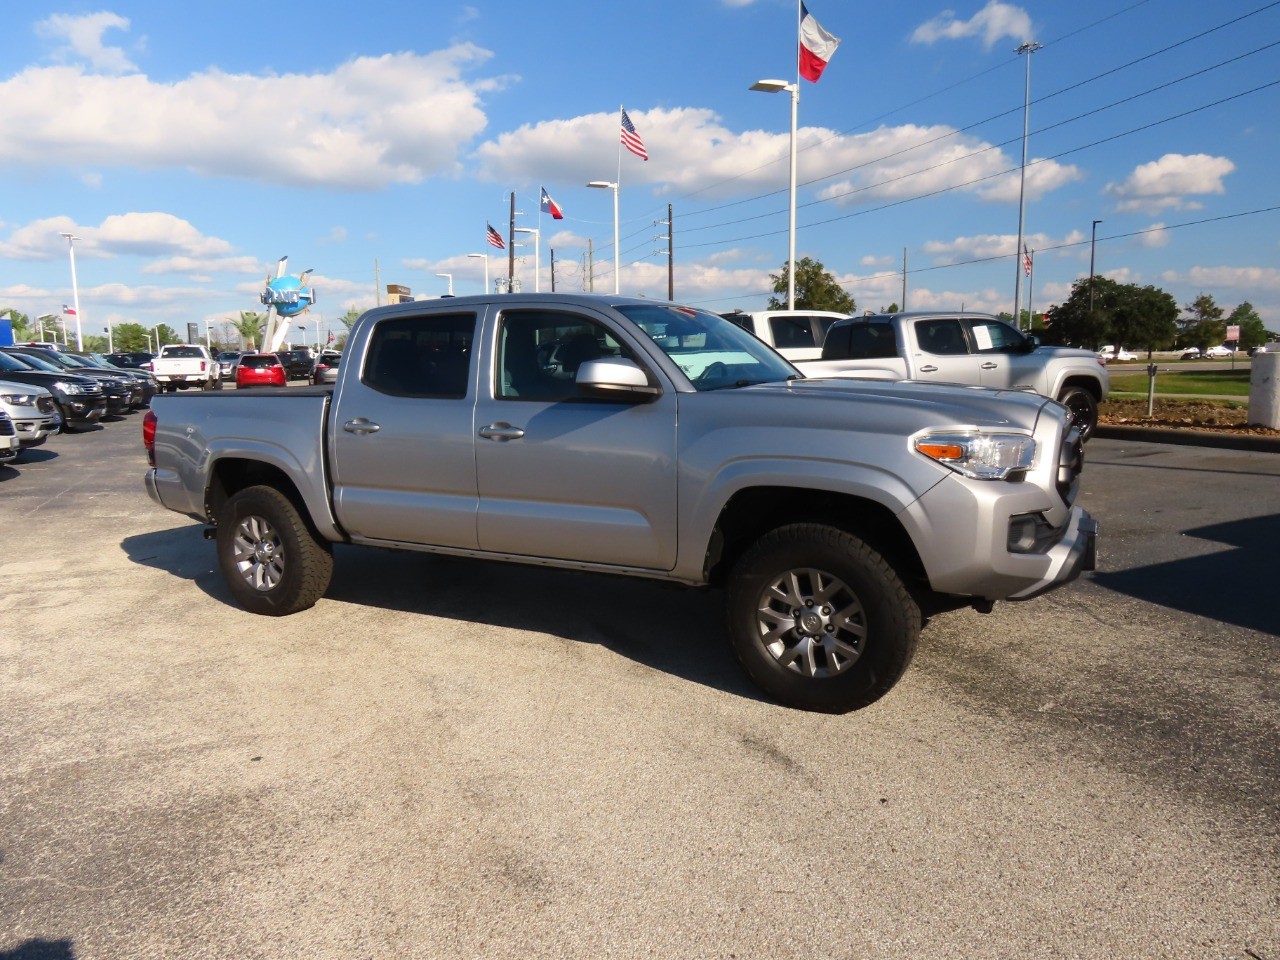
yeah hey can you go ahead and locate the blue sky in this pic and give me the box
[1,0,1277,346]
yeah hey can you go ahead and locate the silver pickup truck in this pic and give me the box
[144,294,1097,712]
[801,312,1110,439]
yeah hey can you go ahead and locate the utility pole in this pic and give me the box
[1012,40,1042,325]
[587,239,595,293]
[375,259,381,306]
[1089,219,1103,315]
[666,203,674,301]
[550,249,557,293]
[507,192,516,290]
[901,248,908,311]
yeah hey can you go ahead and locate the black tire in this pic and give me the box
[1057,385,1098,441]
[726,523,920,713]
[215,485,333,616]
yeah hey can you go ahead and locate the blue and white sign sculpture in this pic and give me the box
[259,256,316,352]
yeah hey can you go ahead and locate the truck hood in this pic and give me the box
[746,376,1050,434]
[1032,345,1103,364]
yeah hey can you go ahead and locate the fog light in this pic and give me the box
[1008,514,1041,553]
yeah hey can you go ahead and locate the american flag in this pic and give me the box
[1022,246,1033,277]
[620,108,648,161]
[486,223,505,249]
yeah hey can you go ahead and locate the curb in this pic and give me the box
[1094,424,1280,453]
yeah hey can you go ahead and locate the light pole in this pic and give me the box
[750,78,799,310]
[1089,219,1103,315]
[1012,40,1042,326]
[203,319,212,351]
[514,227,541,293]
[587,180,619,295]
[434,273,454,296]
[36,314,56,343]
[467,253,489,294]
[59,232,84,349]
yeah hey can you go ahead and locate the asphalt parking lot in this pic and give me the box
[2,417,1278,960]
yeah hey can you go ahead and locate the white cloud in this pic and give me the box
[1160,266,1280,292]
[36,12,138,74]
[1105,154,1234,214]
[0,213,242,268]
[923,229,1085,263]
[476,111,1079,209]
[911,2,1033,49]
[1137,223,1170,248]
[0,46,503,189]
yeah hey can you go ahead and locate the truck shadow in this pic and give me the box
[121,527,766,705]
[1091,513,1280,637]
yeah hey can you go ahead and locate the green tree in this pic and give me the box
[1109,283,1178,356]
[155,323,179,346]
[1178,293,1226,351]
[767,257,856,313]
[1041,276,1116,348]
[233,310,265,350]
[339,306,363,331]
[0,308,36,341]
[1226,302,1268,352]
[112,322,152,352]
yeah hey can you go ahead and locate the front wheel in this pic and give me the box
[726,523,920,713]
[1057,385,1098,441]
[216,485,333,616]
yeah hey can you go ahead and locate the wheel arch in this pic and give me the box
[703,486,928,593]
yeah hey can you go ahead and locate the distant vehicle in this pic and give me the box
[235,353,286,388]
[0,350,106,430]
[105,351,156,369]
[150,344,221,392]
[276,348,315,381]
[216,351,244,378]
[310,350,342,385]
[0,411,19,466]
[0,378,61,449]
[3,347,137,415]
[1096,346,1138,362]
[719,309,849,361]
[1181,345,1232,360]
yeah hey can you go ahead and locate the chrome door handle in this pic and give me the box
[981,362,999,369]
[343,418,381,435]
[479,422,526,441]
[919,364,939,373]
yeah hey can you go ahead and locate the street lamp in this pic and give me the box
[750,78,799,311]
[36,314,56,343]
[435,273,454,296]
[1012,40,1042,326]
[587,180,619,295]
[59,232,84,349]
[1089,219,1103,315]
[467,253,489,294]
[514,227,541,293]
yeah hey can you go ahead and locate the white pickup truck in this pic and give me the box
[800,312,1110,439]
[719,309,849,361]
[149,344,221,393]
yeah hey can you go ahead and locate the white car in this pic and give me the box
[1097,346,1137,362]
[1181,345,1232,360]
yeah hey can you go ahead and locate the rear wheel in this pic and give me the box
[216,485,333,616]
[726,523,920,713]
[1057,385,1098,440]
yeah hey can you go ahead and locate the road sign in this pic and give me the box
[1227,325,1240,341]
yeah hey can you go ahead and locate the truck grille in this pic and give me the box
[1056,424,1084,507]
[0,417,15,437]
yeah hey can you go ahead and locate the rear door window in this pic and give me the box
[364,313,476,398]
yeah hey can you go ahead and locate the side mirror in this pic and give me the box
[1025,334,1041,350]
[576,358,661,402]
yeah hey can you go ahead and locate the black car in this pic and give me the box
[78,352,158,407]
[0,350,107,430]
[105,351,156,369]
[3,347,137,415]
[276,348,315,381]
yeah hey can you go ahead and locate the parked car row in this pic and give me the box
[0,343,161,465]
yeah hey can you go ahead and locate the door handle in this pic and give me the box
[479,422,526,441]
[981,362,999,369]
[343,418,381,435]
[919,364,939,373]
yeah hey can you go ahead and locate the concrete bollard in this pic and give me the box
[1249,352,1280,428]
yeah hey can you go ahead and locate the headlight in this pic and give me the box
[0,393,37,406]
[914,431,1037,481]
[54,380,87,395]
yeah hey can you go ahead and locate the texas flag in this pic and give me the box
[62,303,77,316]
[799,3,841,83]
[540,187,564,220]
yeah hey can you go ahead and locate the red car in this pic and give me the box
[235,353,287,388]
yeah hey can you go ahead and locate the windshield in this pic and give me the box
[0,353,40,373]
[614,304,797,391]
[7,351,63,372]
[160,346,204,358]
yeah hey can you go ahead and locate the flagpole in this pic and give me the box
[616,104,623,295]
[788,2,800,310]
